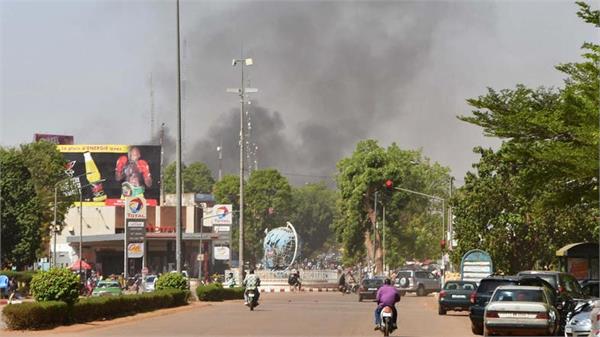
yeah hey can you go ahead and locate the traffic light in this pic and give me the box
[385,179,393,190]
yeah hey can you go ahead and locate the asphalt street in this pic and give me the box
[3,292,473,337]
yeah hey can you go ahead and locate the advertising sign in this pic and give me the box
[212,204,233,225]
[58,145,161,206]
[125,197,146,243]
[213,246,230,260]
[127,243,144,258]
[35,133,74,145]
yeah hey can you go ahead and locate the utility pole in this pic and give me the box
[373,191,378,275]
[160,123,165,206]
[175,0,183,273]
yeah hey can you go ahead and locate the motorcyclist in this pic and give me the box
[338,272,347,293]
[288,269,301,290]
[224,272,236,288]
[374,278,400,331]
[243,269,261,305]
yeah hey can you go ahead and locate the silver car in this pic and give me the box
[587,300,600,337]
[484,285,559,336]
[395,270,441,296]
[564,308,591,337]
[143,274,157,292]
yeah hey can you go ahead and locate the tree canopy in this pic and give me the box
[452,2,599,273]
[334,140,451,272]
[163,161,215,194]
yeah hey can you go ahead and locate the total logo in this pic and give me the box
[216,206,229,219]
[127,197,146,218]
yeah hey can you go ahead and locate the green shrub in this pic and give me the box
[196,283,244,301]
[3,301,68,330]
[30,268,80,304]
[2,289,189,330]
[155,272,188,291]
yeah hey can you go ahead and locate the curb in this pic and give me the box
[260,287,337,293]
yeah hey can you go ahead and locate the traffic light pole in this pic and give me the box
[392,186,446,285]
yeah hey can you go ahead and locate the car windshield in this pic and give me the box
[97,282,120,289]
[363,279,383,288]
[445,282,477,291]
[146,276,156,282]
[492,289,545,302]
[478,280,518,294]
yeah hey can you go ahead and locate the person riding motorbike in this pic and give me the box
[243,269,261,305]
[288,269,301,290]
[338,272,347,293]
[374,278,400,331]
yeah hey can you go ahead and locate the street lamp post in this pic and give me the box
[227,57,257,282]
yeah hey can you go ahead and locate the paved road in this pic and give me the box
[4,292,473,337]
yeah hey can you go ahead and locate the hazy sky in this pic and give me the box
[1,0,596,185]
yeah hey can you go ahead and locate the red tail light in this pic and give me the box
[536,312,549,319]
[470,292,477,304]
[558,286,565,293]
[485,311,499,318]
[439,291,446,298]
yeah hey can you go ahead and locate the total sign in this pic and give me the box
[125,197,147,220]
[212,204,232,225]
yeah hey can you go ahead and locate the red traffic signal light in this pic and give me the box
[385,180,393,189]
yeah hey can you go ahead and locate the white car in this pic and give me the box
[588,300,600,337]
[484,285,559,336]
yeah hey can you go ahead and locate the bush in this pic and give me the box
[30,268,80,304]
[196,283,244,301]
[3,301,68,330]
[155,272,188,291]
[2,289,190,330]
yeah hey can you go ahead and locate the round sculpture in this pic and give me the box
[263,222,299,270]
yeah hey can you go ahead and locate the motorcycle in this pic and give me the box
[379,306,396,336]
[246,289,259,311]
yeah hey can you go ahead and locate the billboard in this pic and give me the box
[35,133,74,145]
[58,145,161,206]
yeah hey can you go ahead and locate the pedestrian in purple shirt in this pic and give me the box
[374,278,400,330]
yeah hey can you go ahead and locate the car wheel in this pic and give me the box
[438,306,446,315]
[416,285,425,297]
[471,322,483,335]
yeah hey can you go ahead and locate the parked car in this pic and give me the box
[358,277,385,302]
[438,280,477,315]
[143,274,157,292]
[394,269,441,296]
[589,300,600,337]
[564,300,593,337]
[580,280,599,298]
[484,285,559,336]
[92,281,123,297]
[518,271,588,333]
[470,275,521,335]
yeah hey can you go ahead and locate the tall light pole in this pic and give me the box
[175,0,183,273]
[227,57,257,280]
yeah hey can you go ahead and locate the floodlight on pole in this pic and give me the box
[227,56,258,282]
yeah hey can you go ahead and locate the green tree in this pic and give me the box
[289,183,337,257]
[164,161,215,194]
[334,140,451,272]
[452,2,599,273]
[244,169,293,265]
[0,148,44,268]
[20,141,76,256]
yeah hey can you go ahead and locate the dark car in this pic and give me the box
[358,277,385,302]
[469,275,520,335]
[438,280,477,315]
[581,279,599,298]
[518,271,588,333]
